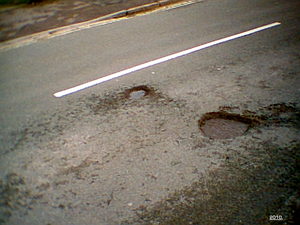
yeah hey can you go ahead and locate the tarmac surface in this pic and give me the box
[0,0,299,224]
[0,0,183,42]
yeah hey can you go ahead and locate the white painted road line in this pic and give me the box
[54,22,281,98]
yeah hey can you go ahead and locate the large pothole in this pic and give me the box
[200,118,248,139]
[198,111,261,139]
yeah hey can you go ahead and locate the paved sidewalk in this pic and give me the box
[0,0,182,42]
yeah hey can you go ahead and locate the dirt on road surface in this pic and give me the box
[1,45,300,224]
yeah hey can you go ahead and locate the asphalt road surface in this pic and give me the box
[0,0,300,224]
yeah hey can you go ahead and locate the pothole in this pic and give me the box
[121,85,155,100]
[198,111,261,139]
[200,118,248,139]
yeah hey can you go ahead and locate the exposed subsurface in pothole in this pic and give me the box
[129,90,146,99]
[121,85,153,100]
[200,118,248,139]
[198,111,261,139]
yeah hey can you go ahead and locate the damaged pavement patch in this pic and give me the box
[1,84,300,224]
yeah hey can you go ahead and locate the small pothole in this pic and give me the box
[198,111,261,139]
[121,85,154,100]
